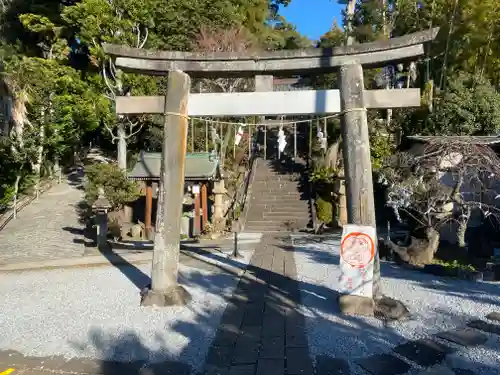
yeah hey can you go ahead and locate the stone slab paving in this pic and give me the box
[435,329,488,347]
[466,320,500,336]
[356,353,411,375]
[200,235,314,375]
[392,339,455,368]
[0,168,85,264]
[416,364,456,375]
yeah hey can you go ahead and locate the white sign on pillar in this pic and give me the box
[339,224,376,298]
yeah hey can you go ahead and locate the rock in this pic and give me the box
[130,223,143,239]
[140,285,192,307]
[374,296,410,322]
[338,294,374,316]
[486,311,500,322]
[493,264,500,280]
[483,270,495,281]
[424,264,458,277]
[385,227,439,266]
[457,269,483,282]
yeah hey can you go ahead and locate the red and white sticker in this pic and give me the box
[341,232,375,268]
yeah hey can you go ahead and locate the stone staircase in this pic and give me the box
[243,158,312,233]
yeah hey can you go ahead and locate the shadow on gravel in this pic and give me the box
[2,234,498,375]
[75,237,499,375]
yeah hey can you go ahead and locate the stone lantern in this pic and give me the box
[92,187,112,248]
[213,180,227,231]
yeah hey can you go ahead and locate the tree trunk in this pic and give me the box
[387,227,440,266]
[33,123,45,199]
[457,213,470,248]
[13,173,21,219]
[117,122,127,170]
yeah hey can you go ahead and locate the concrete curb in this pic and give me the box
[0,249,249,276]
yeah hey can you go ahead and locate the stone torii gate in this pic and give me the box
[104,28,438,311]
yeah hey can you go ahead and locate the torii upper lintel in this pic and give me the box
[103,28,439,78]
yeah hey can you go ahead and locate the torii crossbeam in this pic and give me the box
[104,28,438,78]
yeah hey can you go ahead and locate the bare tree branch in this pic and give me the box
[102,65,117,99]
[137,26,148,48]
[124,120,144,139]
[195,27,255,94]
[103,121,119,143]
[382,140,500,232]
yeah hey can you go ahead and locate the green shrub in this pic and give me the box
[433,259,476,272]
[309,166,336,184]
[0,184,15,207]
[316,197,333,224]
[85,163,141,210]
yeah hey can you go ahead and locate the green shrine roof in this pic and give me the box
[128,151,221,181]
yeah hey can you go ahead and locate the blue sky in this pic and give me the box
[280,0,344,41]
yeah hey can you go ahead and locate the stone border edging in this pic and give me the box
[0,179,55,232]
[0,248,249,275]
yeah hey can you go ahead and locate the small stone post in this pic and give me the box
[213,180,227,231]
[141,70,192,307]
[334,172,348,226]
[231,219,242,258]
[338,63,378,315]
[92,188,112,249]
[193,184,201,236]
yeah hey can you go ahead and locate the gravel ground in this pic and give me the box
[0,250,253,373]
[292,234,500,375]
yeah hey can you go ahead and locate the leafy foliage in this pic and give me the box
[309,166,336,185]
[427,72,500,136]
[84,163,140,210]
[315,196,333,225]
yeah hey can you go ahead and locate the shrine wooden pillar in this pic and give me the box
[201,183,208,231]
[193,184,201,236]
[145,180,153,239]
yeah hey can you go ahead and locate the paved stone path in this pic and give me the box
[200,235,311,375]
[0,168,86,264]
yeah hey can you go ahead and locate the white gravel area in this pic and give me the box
[0,250,253,373]
[292,234,500,375]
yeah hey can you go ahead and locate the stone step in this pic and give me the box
[247,210,308,218]
[250,201,308,206]
[250,193,305,199]
[247,210,309,217]
[251,194,307,200]
[245,219,308,227]
[252,180,300,185]
[244,225,308,233]
[263,212,308,218]
[248,206,309,213]
[251,187,303,193]
[249,204,307,210]
[252,182,302,187]
[247,216,308,224]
